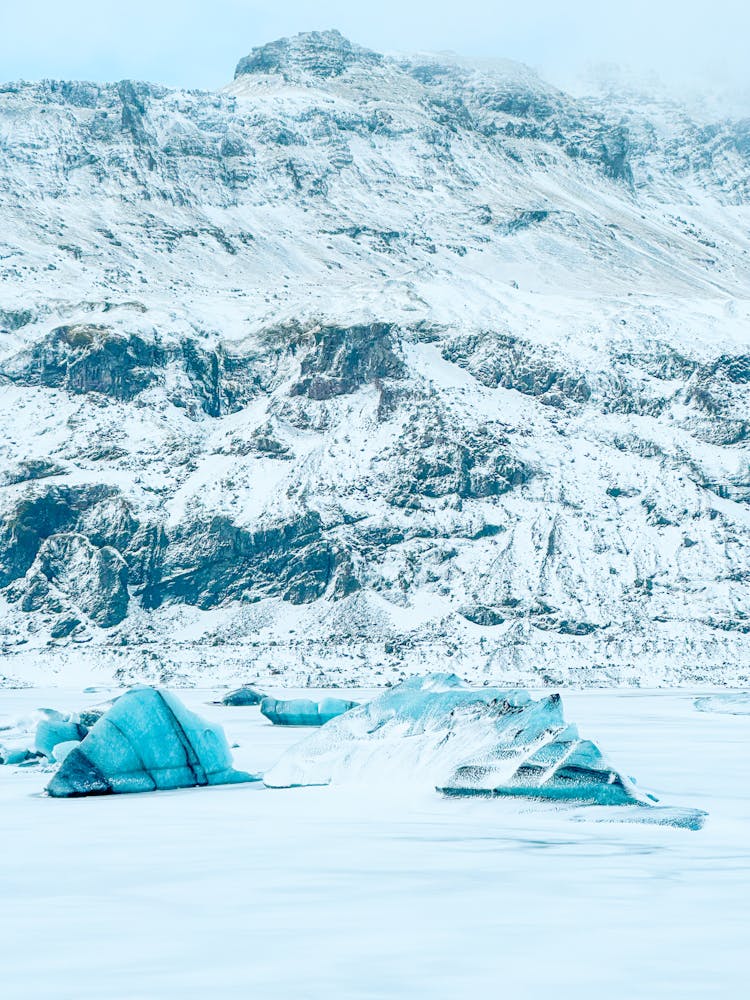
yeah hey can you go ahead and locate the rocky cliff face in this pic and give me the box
[0,31,748,686]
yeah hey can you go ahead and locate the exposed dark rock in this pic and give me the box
[220,686,266,706]
[0,484,120,587]
[78,709,105,728]
[250,431,292,459]
[43,534,127,626]
[0,308,34,332]
[4,325,163,400]
[51,616,82,639]
[6,572,63,613]
[558,621,599,636]
[389,413,531,507]
[459,605,505,626]
[2,460,65,486]
[290,323,405,399]
[1,326,261,418]
[443,333,591,402]
[235,30,383,81]
[495,209,551,235]
[141,511,351,609]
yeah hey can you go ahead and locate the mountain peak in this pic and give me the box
[234,29,383,81]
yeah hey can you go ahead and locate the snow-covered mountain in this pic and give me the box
[1,30,748,687]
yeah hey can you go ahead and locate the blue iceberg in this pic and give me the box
[50,740,81,765]
[47,687,258,797]
[220,686,267,707]
[35,711,88,759]
[0,747,43,766]
[260,696,359,727]
[0,709,87,765]
[263,675,705,827]
[441,730,648,805]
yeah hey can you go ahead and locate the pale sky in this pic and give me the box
[1,0,748,95]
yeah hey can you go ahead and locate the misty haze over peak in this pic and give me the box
[0,0,747,106]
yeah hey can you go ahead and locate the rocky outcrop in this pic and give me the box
[290,323,405,400]
[442,334,591,404]
[0,33,749,683]
[1,326,261,418]
[0,485,120,587]
[36,534,128,626]
[389,412,531,507]
[235,30,384,81]
[6,533,128,627]
[142,512,350,608]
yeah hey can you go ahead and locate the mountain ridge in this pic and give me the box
[0,31,748,687]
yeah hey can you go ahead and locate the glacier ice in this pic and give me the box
[46,688,258,797]
[0,747,42,766]
[50,740,80,764]
[260,696,359,727]
[220,686,267,706]
[440,734,648,805]
[35,712,88,759]
[570,805,707,831]
[0,707,90,765]
[694,694,750,716]
[263,675,704,825]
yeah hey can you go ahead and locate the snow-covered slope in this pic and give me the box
[0,30,748,686]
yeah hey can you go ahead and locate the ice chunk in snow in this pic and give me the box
[263,675,703,825]
[50,740,80,764]
[46,688,258,797]
[694,694,750,716]
[1,708,83,765]
[570,805,707,831]
[260,696,359,726]
[263,678,574,789]
[441,733,648,805]
[35,713,87,758]
[1,747,42,766]
[220,686,266,706]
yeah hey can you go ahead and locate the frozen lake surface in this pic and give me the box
[1,687,747,999]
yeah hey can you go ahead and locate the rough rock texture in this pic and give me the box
[0,31,749,685]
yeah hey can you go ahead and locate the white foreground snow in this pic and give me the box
[0,687,747,999]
